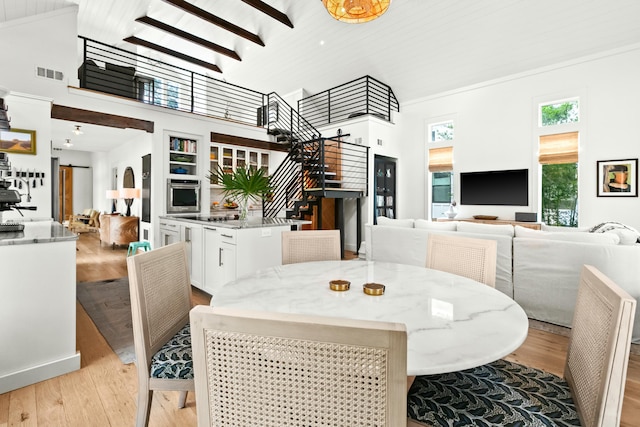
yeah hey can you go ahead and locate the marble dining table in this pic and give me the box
[210,260,529,376]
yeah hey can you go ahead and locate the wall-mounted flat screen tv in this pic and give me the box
[460,169,528,206]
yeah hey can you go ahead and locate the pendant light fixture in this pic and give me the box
[322,0,391,24]
[73,125,83,135]
[64,139,73,148]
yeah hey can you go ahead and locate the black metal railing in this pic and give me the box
[298,76,399,128]
[263,147,303,218]
[78,36,266,128]
[263,136,369,218]
[263,92,320,143]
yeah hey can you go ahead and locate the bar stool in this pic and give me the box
[127,241,152,257]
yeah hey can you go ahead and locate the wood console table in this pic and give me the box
[99,214,139,248]
[436,218,541,230]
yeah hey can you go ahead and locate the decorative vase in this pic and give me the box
[445,200,457,219]
[237,197,250,221]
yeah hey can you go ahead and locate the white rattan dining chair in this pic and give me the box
[126,242,195,427]
[426,233,498,287]
[190,305,407,427]
[407,264,636,426]
[281,229,341,264]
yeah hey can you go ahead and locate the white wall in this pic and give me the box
[57,150,93,215]
[1,93,53,221]
[399,45,640,230]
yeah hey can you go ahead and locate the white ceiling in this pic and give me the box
[4,0,640,152]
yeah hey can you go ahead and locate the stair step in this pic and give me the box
[307,171,336,176]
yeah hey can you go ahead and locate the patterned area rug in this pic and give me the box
[76,277,135,364]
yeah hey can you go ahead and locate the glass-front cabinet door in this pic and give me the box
[374,155,396,223]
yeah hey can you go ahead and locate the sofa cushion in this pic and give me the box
[415,219,457,231]
[456,221,514,237]
[376,216,414,228]
[369,226,429,266]
[513,238,640,341]
[605,228,640,245]
[515,225,620,245]
[589,221,640,244]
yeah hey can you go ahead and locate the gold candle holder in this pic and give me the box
[329,280,351,291]
[363,283,385,296]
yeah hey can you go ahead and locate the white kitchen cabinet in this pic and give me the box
[159,219,180,246]
[181,222,203,288]
[203,225,288,297]
[159,218,203,289]
[204,227,237,296]
[209,143,270,183]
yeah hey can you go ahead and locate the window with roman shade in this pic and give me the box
[428,146,453,172]
[538,131,578,164]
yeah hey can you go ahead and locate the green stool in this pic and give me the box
[127,241,152,257]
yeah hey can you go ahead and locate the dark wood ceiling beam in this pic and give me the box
[124,36,221,73]
[51,105,154,133]
[211,132,289,152]
[162,0,265,46]
[240,0,293,28]
[135,16,241,62]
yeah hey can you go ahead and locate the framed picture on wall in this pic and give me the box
[0,128,37,155]
[597,158,638,197]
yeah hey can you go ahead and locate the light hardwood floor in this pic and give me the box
[1,231,638,426]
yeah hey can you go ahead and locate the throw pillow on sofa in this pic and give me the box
[589,221,640,245]
[514,225,620,245]
[376,216,414,228]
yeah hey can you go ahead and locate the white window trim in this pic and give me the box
[532,89,586,221]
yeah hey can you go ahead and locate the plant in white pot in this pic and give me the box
[207,166,273,221]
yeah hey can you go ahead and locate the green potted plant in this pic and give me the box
[207,166,273,221]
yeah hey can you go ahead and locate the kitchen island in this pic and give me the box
[158,216,310,296]
[0,219,80,393]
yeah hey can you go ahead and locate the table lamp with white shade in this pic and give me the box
[119,188,141,216]
[106,189,119,213]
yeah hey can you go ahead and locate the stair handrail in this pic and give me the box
[298,75,399,128]
[264,92,320,144]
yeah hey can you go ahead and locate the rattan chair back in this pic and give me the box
[127,242,194,427]
[190,305,407,427]
[281,229,341,264]
[565,265,636,427]
[426,233,498,287]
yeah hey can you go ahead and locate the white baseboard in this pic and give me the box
[0,352,81,394]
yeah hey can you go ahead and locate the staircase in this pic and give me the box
[263,135,368,222]
[261,92,369,229]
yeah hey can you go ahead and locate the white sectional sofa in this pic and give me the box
[365,218,640,342]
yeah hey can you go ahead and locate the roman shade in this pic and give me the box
[428,146,453,172]
[539,131,579,164]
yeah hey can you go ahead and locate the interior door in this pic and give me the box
[58,166,73,222]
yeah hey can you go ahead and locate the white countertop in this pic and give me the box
[0,219,78,246]
[211,260,529,376]
[160,215,311,230]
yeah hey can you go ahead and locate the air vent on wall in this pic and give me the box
[36,66,64,81]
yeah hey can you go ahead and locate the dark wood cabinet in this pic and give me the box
[374,155,397,223]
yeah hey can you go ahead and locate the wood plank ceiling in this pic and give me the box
[123,0,291,73]
[3,0,640,103]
